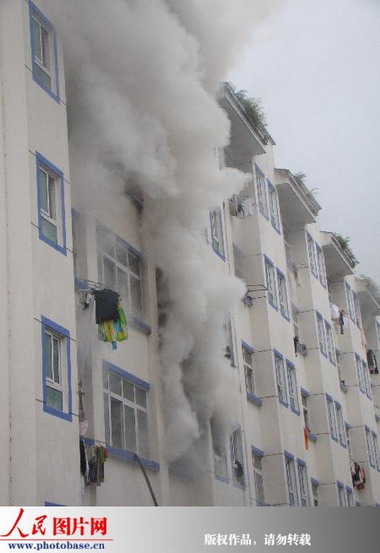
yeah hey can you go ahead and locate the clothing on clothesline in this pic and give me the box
[351,461,366,490]
[98,302,128,349]
[93,289,120,324]
[80,441,108,486]
[339,310,345,335]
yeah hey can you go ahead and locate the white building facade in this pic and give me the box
[1,0,380,507]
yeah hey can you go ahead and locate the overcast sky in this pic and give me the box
[228,0,380,284]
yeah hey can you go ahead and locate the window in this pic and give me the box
[210,417,228,481]
[97,225,143,317]
[277,270,289,319]
[302,393,311,431]
[274,353,287,405]
[311,480,319,506]
[41,316,72,422]
[372,432,380,471]
[297,462,310,506]
[337,482,346,506]
[355,354,365,394]
[306,233,318,277]
[29,2,59,101]
[268,182,280,231]
[252,450,265,505]
[285,454,298,506]
[346,424,352,459]
[362,360,372,398]
[231,429,245,486]
[264,257,277,308]
[255,167,269,219]
[103,363,149,458]
[335,403,346,447]
[365,427,375,468]
[210,209,225,258]
[346,283,360,324]
[36,153,66,254]
[242,343,255,396]
[316,312,327,356]
[324,322,335,364]
[286,361,299,413]
[326,396,337,440]
[353,292,361,326]
[224,316,236,367]
[346,487,354,507]
[315,245,326,286]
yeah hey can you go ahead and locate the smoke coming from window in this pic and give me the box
[51,0,275,464]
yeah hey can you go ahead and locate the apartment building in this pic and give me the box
[1,0,380,507]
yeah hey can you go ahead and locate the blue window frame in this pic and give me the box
[284,451,298,506]
[315,244,326,287]
[316,311,327,356]
[326,394,338,441]
[103,360,150,459]
[36,152,66,254]
[274,350,287,407]
[29,1,59,102]
[41,316,72,422]
[337,481,346,506]
[296,459,310,506]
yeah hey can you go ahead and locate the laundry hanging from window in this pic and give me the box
[92,289,128,349]
[80,440,108,486]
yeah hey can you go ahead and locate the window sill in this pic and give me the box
[130,317,152,335]
[212,246,227,262]
[39,232,67,255]
[107,445,160,472]
[215,474,229,484]
[43,403,72,422]
[247,392,262,407]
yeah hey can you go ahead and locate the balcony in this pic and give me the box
[218,82,271,167]
[320,232,355,280]
[355,277,380,317]
[274,169,321,229]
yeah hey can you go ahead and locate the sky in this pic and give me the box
[228,0,380,284]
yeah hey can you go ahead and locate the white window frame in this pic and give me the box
[362,360,372,398]
[315,244,327,286]
[252,450,265,505]
[268,181,280,231]
[277,270,289,319]
[44,329,63,410]
[255,167,269,219]
[345,284,356,323]
[302,393,311,431]
[264,257,277,308]
[335,402,346,447]
[355,354,366,394]
[97,225,143,317]
[373,432,380,471]
[306,233,318,277]
[365,427,375,468]
[210,209,225,258]
[286,361,299,413]
[297,462,311,506]
[316,312,327,356]
[325,321,336,364]
[326,396,338,440]
[243,344,255,396]
[274,353,287,405]
[103,366,149,458]
[285,455,298,506]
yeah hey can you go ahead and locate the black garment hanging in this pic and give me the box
[93,289,120,323]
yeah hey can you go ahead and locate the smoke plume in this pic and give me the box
[51,0,263,462]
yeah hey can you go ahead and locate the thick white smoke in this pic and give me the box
[51,0,264,462]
